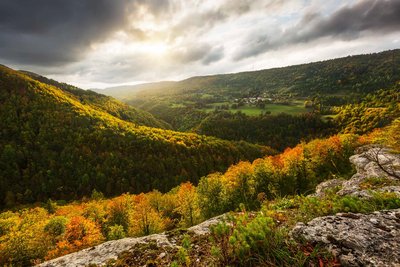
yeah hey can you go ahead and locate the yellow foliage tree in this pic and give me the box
[174,182,200,227]
[129,193,166,236]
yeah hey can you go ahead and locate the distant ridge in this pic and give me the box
[97,49,400,100]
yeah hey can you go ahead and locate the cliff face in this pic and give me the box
[39,146,400,267]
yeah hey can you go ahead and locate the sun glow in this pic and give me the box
[143,43,169,56]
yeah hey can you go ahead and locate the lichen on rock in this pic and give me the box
[291,209,400,267]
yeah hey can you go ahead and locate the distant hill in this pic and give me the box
[0,65,272,207]
[93,81,177,101]
[98,49,400,100]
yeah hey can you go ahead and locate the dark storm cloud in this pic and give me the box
[0,0,174,66]
[300,0,400,41]
[0,0,131,65]
[235,0,400,60]
[0,0,246,67]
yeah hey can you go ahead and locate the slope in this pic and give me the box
[19,71,171,129]
[0,65,272,208]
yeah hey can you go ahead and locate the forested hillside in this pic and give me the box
[334,85,400,134]
[1,50,398,266]
[1,53,398,266]
[0,65,272,208]
[20,71,171,129]
[194,112,335,151]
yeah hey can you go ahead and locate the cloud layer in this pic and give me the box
[235,0,400,60]
[0,0,399,88]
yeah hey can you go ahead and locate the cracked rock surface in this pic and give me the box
[291,209,400,267]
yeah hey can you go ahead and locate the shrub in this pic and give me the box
[44,216,68,237]
[107,224,126,240]
[209,213,332,266]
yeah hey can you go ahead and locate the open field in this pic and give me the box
[200,101,311,116]
[260,103,311,115]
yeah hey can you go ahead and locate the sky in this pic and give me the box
[0,0,399,89]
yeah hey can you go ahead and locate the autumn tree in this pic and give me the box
[197,173,227,219]
[129,193,166,236]
[46,216,104,259]
[174,182,200,227]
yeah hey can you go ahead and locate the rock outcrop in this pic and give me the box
[291,209,400,267]
[294,145,400,266]
[313,178,345,198]
[315,145,400,198]
[38,215,225,267]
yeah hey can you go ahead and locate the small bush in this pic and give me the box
[209,213,332,266]
[44,216,68,237]
[107,224,126,240]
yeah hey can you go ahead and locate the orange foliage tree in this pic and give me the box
[46,216,104,259]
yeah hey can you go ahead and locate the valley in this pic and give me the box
[0,50,399,266]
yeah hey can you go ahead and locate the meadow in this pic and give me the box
[200,101,311,116]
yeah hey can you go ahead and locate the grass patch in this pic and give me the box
[170,103,186,108]
[200,102,310,116]
[262,103,310,115]
[236,105,265,115]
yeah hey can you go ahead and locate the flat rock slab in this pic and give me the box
[38,215,225,267]
[291,209,400,267]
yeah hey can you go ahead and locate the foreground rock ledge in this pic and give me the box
[38,215,225,267]
[291,209,400,267]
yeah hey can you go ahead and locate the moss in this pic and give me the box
[104,240,178,267]
[359,177,400,190]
